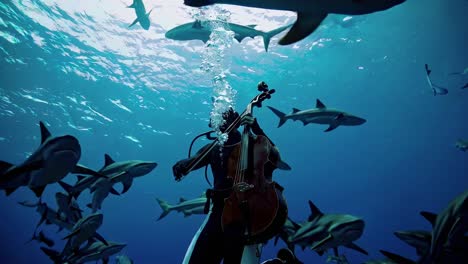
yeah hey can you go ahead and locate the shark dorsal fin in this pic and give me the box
[308,200,323,221]
[288,217,301,230]
[193,20,203,29]
[420,211,437,227]
[292,108,301,113]
[39,122,51,143]
[316,99,326,109]
[179,197,187,203]
[104,154,115,166]
[146,8,154,17]
[247,24,257,28]
[76,175,86,182]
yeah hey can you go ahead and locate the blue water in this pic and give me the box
[0,0,467,263]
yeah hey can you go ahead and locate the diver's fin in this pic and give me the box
[278,12,327,45]
[39,121,52,143]
[420,211,437,227]
[129,18,139,28]
[345,242,368,255]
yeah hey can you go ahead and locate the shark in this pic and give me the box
[55,192,82,223]
[274,217,302,251]
[165,20,292,52]
[60,154,157,198]
[87,178,115,213]
[419,190,468,264]
[25,230,55,248]
[288,200,368,256]
[394,230,431,257]
[156,192,207,220]
[450,67,468,76]
[128,0,152,30]
[183,0,406,45]
[42,241,126,264]
[455,139,468,152]
[267,99,366,132]
[0,121,102,197]
[424,64,448,96]
[377,250,415,264]
[19,200,74,232]
[462,83,468,89]
[61,213,108,259]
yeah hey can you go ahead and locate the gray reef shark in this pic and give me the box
[128,0,152,30]
[165,20,292,52]
[56,192,82,223]
[156,192,207,220]
[419,190,468,264]
[0,121,101,197]
[425,64,448,96]
[288,200,368,256]
[455,139,468,152]
[450,67,468,76]
[274,217,302,251]
[394,230,431,257]
[61,213,107,259]
[267,99,366,132]
[183,0,406,45]
[60,153,156,199]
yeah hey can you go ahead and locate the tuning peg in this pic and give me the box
[266,94,271,99]
[269,89,276,94]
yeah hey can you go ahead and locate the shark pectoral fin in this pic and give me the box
[420,211,437,227]
[63,227,81,240]
[73,164,102,177]
[345,242,368,255]
[379,250,416,264]
[278,12,326,45]
[311,234,333,251]
[234,34,245,43]
[121,176,134,194]
[0,160,13,174]
[276,159,291,171]
[129,17,139,28]
[127,3,136,8]
[247,24,257,28]
[94,232,108,245]
[110,187,120,196]
[30,186,46,197]
[39,121,52,143]
[324,123,339,132]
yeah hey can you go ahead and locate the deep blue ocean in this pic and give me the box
[0,0,467,263]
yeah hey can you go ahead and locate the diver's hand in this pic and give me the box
[240,114,256,126]
[172,161,187,182]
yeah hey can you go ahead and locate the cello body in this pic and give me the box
[222,135,288,244]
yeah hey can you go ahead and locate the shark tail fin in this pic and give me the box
[267,106,287,128]
[262,24,292,52]
[155,198,171,221]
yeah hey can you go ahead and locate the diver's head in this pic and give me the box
[209,107,240,133]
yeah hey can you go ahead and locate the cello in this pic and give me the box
[180,82,288,244]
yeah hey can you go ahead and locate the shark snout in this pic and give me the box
[131,162,157,177]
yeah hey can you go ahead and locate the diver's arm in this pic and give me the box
[172,144,211,181]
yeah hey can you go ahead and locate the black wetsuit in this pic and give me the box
[173,121,271,264]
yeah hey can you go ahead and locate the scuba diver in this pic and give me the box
[172,82,290,264]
